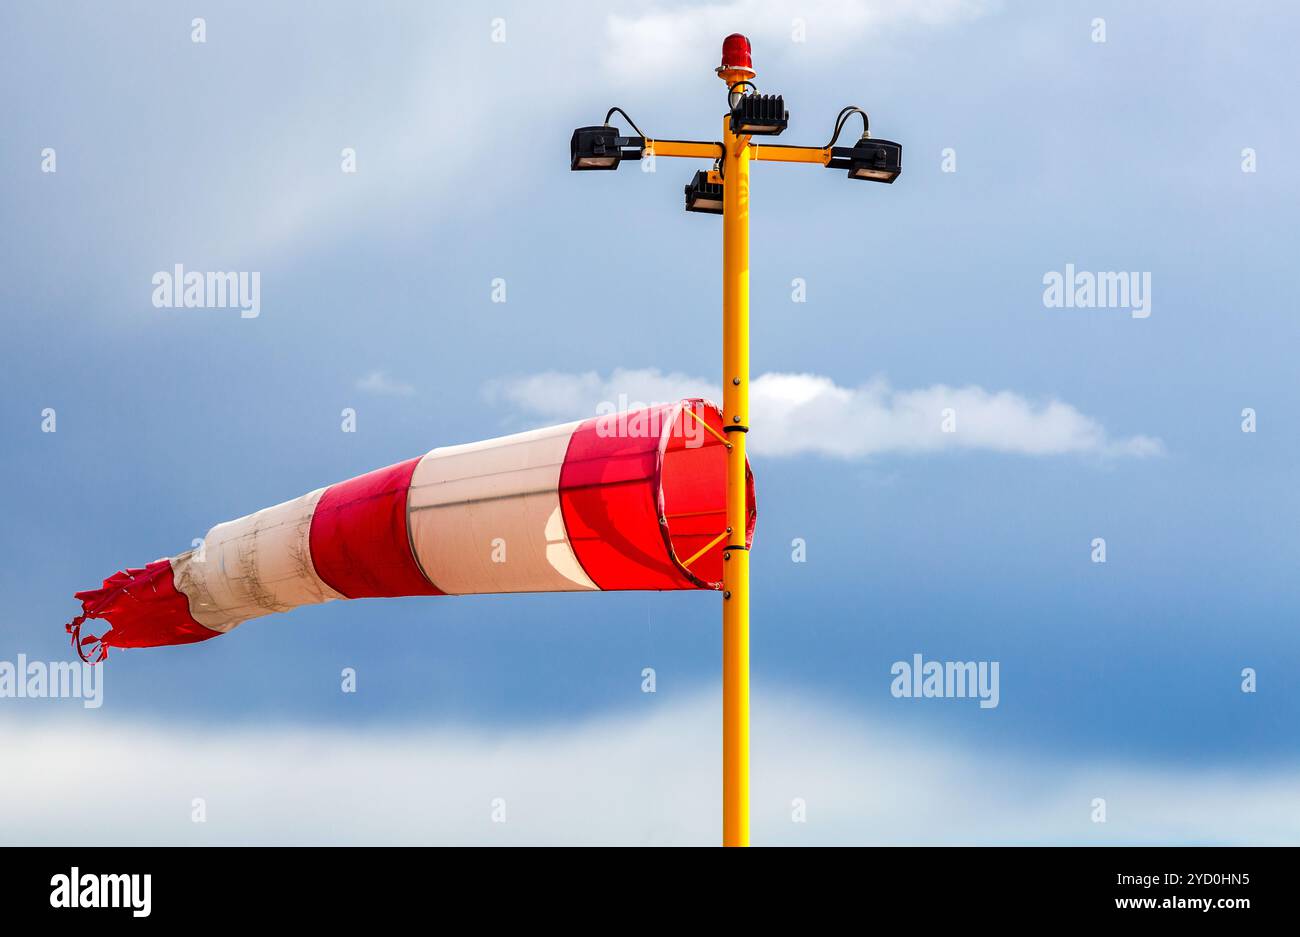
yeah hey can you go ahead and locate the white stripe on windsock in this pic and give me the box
[171,487,343,633]
[406,421,598,595]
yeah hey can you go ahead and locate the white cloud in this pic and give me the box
[2,691,1292,845]
[486,368,1163,459]
[356,370,416,397]
[605,0,997,78]
[486,367,715,419]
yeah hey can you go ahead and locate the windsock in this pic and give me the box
[66,399,756,661]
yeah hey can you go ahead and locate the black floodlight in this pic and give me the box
[830,137,902,183]
[730,93,788,136]
[570,125,645,171]
[684,170,724,214]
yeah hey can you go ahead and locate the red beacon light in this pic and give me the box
[719,33,754,76]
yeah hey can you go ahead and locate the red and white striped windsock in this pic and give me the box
[65,399,756,661]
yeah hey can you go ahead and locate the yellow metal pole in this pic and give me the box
[720,108,751,848]
[578,31,891,848]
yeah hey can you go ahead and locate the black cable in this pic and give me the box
[603,106,646,139]
[825,107,863,146]
[727,80,758,112]
[824,106,870,148]
[829,106,869,145]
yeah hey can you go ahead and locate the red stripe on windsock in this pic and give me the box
[66,559,218,659]
[559,400,752,592]
[308,457,443,598]
[559,404,702,591]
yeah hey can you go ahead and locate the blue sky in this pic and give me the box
[2,1,1298,844]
